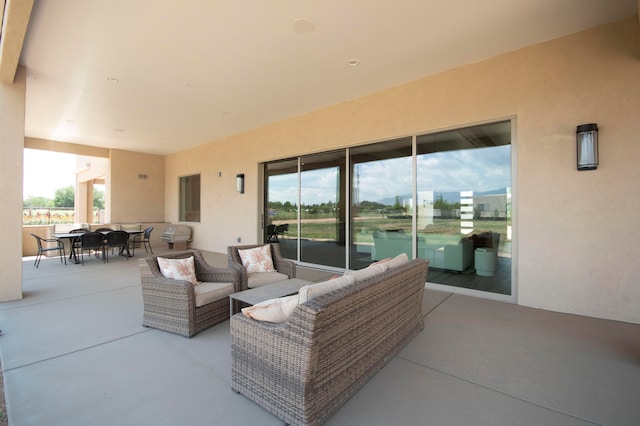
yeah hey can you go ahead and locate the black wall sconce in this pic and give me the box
[576,123,598,171]
[236,174,245,194]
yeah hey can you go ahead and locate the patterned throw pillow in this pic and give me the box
[157,256,199,286]
[238,245,275,273]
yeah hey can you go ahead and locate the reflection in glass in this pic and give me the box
[300,152,345,268]
[265,159,298,260]
[416,121,512,295]
[263,120,513,296]
[350,138,413,270]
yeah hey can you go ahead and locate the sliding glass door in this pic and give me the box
[349,137,413,270]
[264,159,298,260]
[299,151,346,268]
[263,120,513,296]
[416,121,512,294]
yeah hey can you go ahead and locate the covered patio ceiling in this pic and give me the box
[2,0,638,155]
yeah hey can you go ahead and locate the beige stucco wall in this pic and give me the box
[109,149,165,223]
[166,17,640,324]
[0,66,26,301]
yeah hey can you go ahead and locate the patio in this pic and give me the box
[1,249,639,425]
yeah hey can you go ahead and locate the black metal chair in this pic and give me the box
[68,228,87,259]
[274,224,287,241]
[95,228,114,233]
[266,224,277,242]
[104,230,130,262]
[31,234,66,268]
[78,232,106,265]
[130,226,153,256]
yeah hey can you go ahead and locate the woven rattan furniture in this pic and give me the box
[139,250,241,337]
[231,258,429,426]
[227,243,296,290]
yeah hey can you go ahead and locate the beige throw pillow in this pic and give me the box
[242,294,299,323]
[345,262,388,281]
[157,256,199,286]
[238,245,275,273]
[298,274,356,304]
[385,252,410,269]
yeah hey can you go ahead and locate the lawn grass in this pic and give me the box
[273,216,508,246]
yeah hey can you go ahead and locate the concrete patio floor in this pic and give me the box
[1,248,639,425]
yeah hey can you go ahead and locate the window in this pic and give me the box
[263,119,513,296]
[179,174,200,222]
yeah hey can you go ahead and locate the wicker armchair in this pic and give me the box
[227,243,296,291]
[139,250,241,337]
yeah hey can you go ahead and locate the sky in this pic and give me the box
[268,146,512,205]
[23,149,77,200]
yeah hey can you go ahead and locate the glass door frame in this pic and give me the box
[261,117,517,303]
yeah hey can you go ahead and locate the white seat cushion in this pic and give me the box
[247,271,290,288]
[193,281,235,307]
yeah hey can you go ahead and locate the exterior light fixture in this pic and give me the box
[236,174,245,194]
[576,123,598,171]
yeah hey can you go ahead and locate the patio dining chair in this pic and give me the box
[104,230,130,262]
[129,226,153,256]
[95,227,114,233]
[30,234,66,268]
[266,224,277,242]
[78,231,106,265]
[69,228,87,256]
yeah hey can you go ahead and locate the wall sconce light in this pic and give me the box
[236,174,245,194]
[576,123,598,171]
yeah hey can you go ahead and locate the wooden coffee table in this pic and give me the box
[229,278,311,318]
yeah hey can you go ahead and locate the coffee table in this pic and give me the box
[229,278,311,318]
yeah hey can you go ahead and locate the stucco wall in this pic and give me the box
[165,17,640,323]
[0,66,26,301]
[110,149,165,223]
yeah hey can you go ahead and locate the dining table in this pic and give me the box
[53,229,143,264]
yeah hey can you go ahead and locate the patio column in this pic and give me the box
[0,65,26,301]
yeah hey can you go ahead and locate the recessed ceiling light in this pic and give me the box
[222,112,231,117]
[348,59,360,67]
[292,18,316,34]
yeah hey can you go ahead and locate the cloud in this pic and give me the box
[267,145,511,205]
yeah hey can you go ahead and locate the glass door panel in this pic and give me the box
[299,151,346,268]
[350,138,413,270]
[265,159,298,260]
[416,121,512,295]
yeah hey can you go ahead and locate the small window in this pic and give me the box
[179,174,200,222]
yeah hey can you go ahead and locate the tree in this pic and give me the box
[54,185,75,207]
[393,195,403,210]
[23,196,53,208]
[93,189,104,209]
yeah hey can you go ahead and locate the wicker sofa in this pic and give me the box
[231,257,429,426]
[139,250,241,337]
